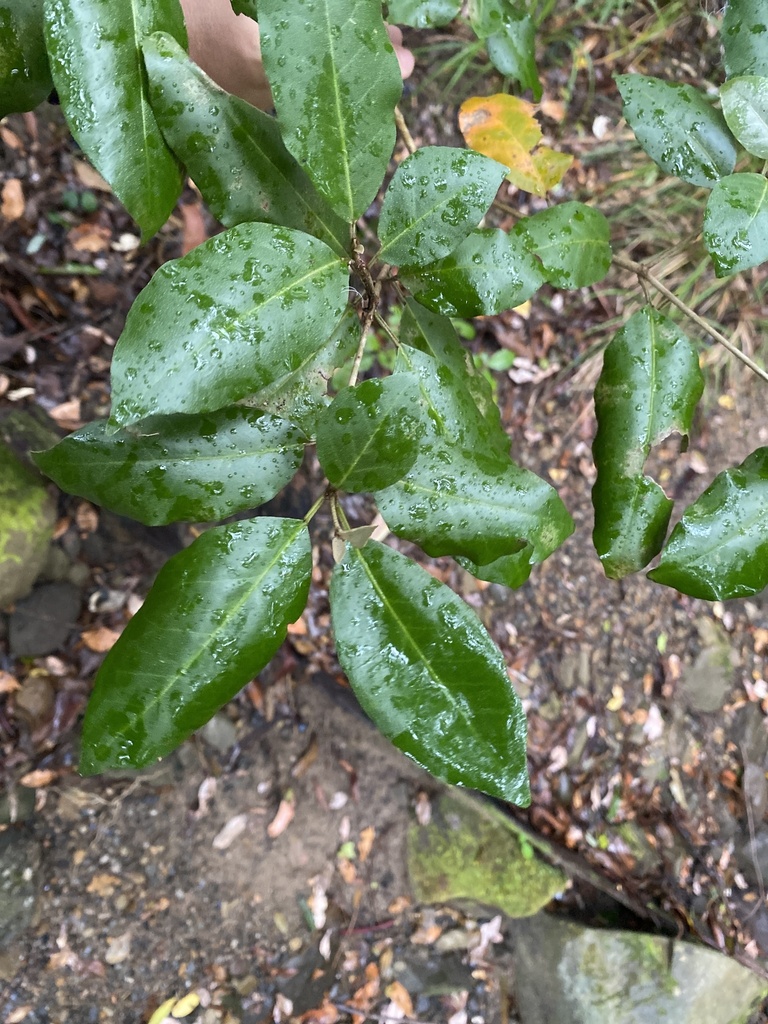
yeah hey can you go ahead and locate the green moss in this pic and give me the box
[407,793,565,917]
[0,441,55,607]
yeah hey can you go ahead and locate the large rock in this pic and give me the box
[407,793,565,918]
[514,913,768,1024]
[0,440,55,608]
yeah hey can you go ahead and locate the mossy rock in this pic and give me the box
[407,793,565,918]
[0,441,55,608]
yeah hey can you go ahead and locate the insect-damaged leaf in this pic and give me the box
[592,307,704,578]
[143,32,349,256]
[43,0,187,238]
[648,447,768,600]
[80,518,311,773]
[330,540,530,804]
[34,407,305,526]
[258,0,402,221]
[459,93,572,197]
[109,222,348,427]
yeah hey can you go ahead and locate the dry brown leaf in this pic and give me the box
[287,615,308,635]
[296,998,340,1023]
[86,873,121,896]
[337,858,357,885]
[104,930,132,965]
[180,201,207,255]
[0,125,23,149]
[49,399,83,431]
[73,159,111,192]
[0,670,20,694]
[1,179,25,221]
[67,223,111,253]
[358,825,375,863]
[267,793,296,838]
[81,627,122,653]
[5,1007,34,1023]
[19,768,58,788]
[385,981,414,1018]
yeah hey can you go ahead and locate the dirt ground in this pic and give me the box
[2,4,768,1021]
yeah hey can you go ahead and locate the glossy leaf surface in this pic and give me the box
[516,202,611,289]
[467,0,539,97]
[376,347,574,566]
[143,32,348,256]
[459,93,572,197]
[704,172,768,277]
[720,76,768,159]
[616,74,737,188]
[401,228,544,317]
[457,547,535,590]
[258,0,402,221]
[330,540,530,804]
[377,147,507,267]
[109,223,348,427]
[387,0,460,27]
[246,305,359,435]
[723,0,768,79]
[649,448,768,600]
[592,307,703,578]
[80,517,312,773]
[0,0,52,117]
[43,0,187,238]
[316,375,424,492]
[34,408,305,526]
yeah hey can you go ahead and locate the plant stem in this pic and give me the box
[303,493,326,525]
[614,253,768,384]
[395,106,417,155]
[348,278,380,389]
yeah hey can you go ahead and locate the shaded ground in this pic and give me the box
[2,2,768,1021]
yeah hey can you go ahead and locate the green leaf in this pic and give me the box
[43,0,187,239]
[377,147,507,267]
[723,0,768,79]
[703,172,768,277]
[330,540,530,804]
[592,307,704,578]
[468,0,540,99]
[258,0,402,221]
[616,73,738,188]
[386,0,460,27]
[316,375,424,492]
[0,0,52,117]
[143,32,349,257]
[109,222,349,427]
[401,228,544,317]
[246,305,360,435]
[33,408,305,526]
[648,447,768,600]
[400,298,498,424]
[720,76,768,159]
[457,546,536,590]
[80,517,311,774]
[230,0,258,16]
[375,347,574,565]
[515,202,611,289]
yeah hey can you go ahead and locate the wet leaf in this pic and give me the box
[109,222,348,427]
[459,94,572,197]
[316,375,424,492]
[34,407,305,526]
[515,202,612,289]
[723,0,768,79]
[230,0,258,16]
[43,0,187,238]
[592,307,704,578]
[616,74,737,188]
[375,346,573,565]
[378,147,506,267]
[80,517,312,774]
[703,172,768,277]
[246,305,360,435]
[330,540,530,804]
[387,0,460,27]
[456,545,536,589]
[720,76,768,159]
[467,0,540,99]
[401,228,544,316]
[649,447,768,600]
[0,0,52,117]
[258,0,402,221]
[143,32,348,257]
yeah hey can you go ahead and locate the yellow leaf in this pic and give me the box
[148,998,177,1024]
[171,993,201,1018]
[459,94,573,198]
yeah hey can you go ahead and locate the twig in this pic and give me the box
[613,253,768,384]
[395,106,417,155]
[331,1003,438,1024]
[348,286,379,389]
